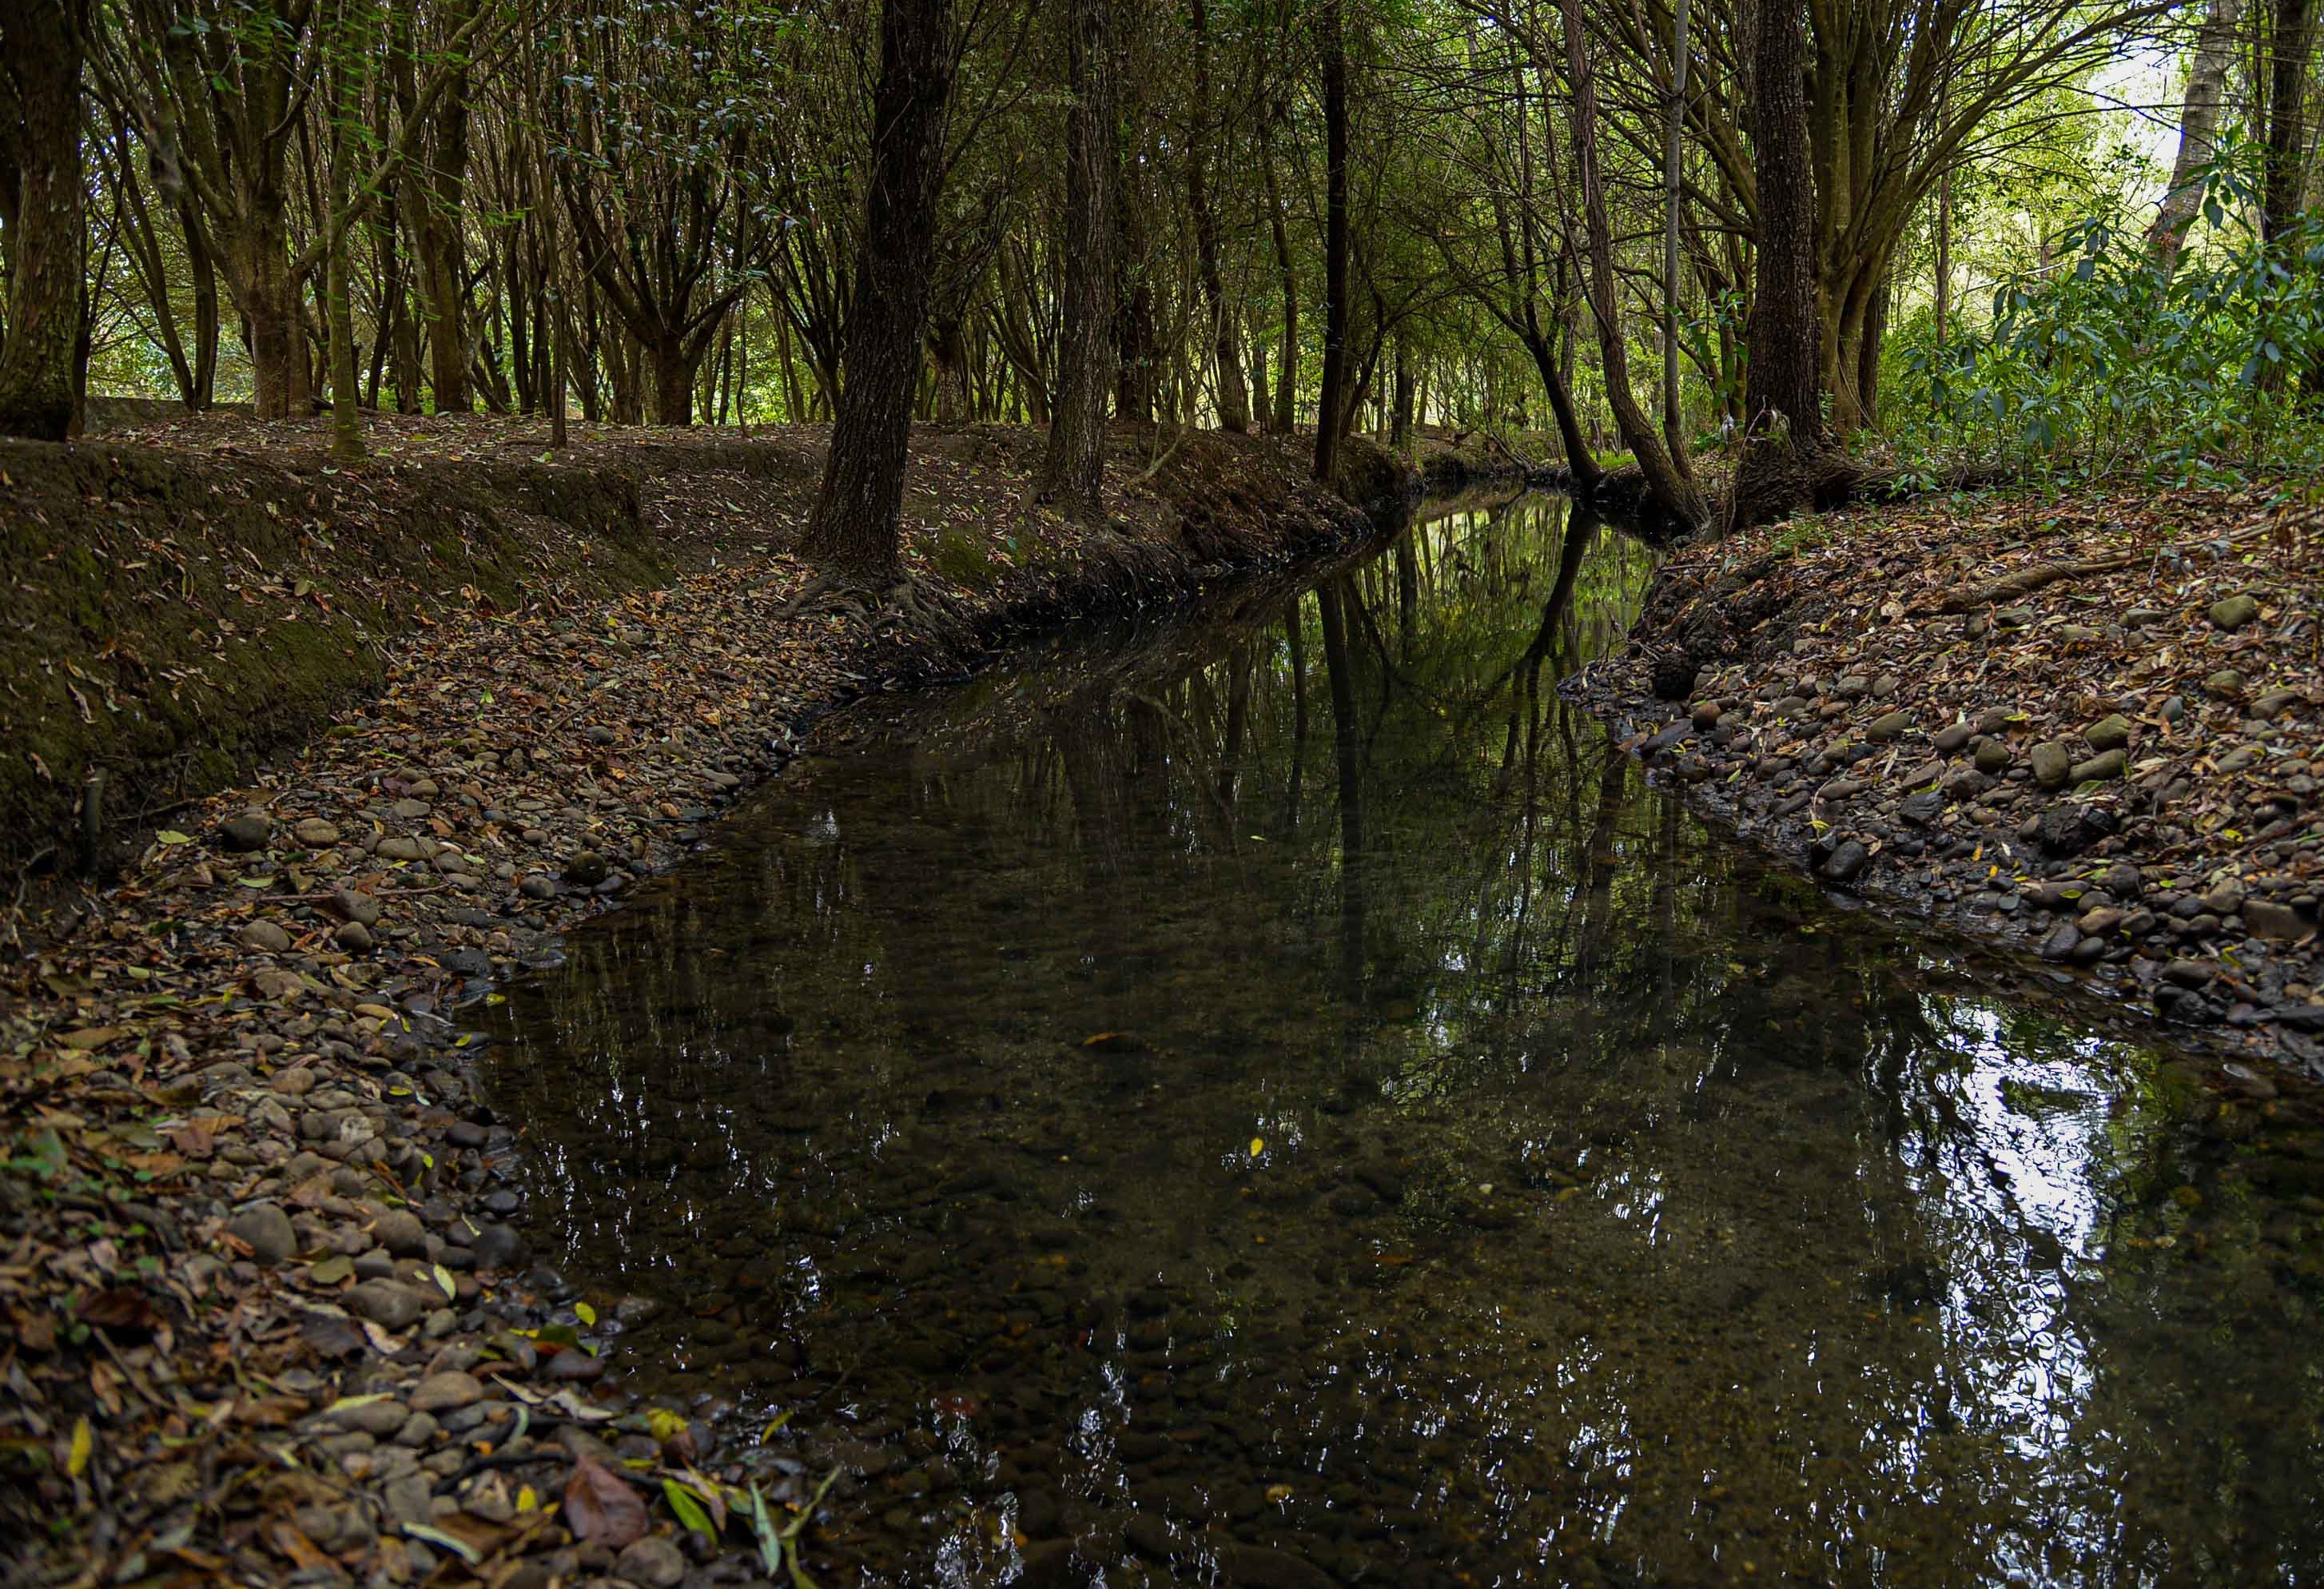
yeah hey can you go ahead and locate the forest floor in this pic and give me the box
[1569,476,2324,1084]
[0,411,1424,1588]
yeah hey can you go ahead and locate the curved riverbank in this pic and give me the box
[1568,477,2324,1081]
[0,414,1432,1588]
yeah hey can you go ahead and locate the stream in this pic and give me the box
[485,495,2324,1586]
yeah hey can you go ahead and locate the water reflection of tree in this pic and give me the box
[490,495,2324,1585]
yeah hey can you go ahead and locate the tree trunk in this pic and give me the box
[797,0,955,582]
[243,219,312,420]
[0,0,87,441]
[183,198,221,409]
[651,336,693,426]
[1313,0,1351,485]
[1854,269,1887,431]
[1260,112,1299,435]
[1734,0,1833,525]
[325,0,364,460]
[1557,0,1704,524]
[2150,0,2245,274]
[395,0,476,415]
[1661,0,1693,464]
[2263,0,2315,241]
[1186,0,1248,432]
[1034,0,1116,523]
[1248,300,1273,429]
[1389,336,1415,452]
[1113,185,1157,424]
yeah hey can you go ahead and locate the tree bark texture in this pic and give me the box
[1312,0,1351,486]
[2263,0,2315,241]
[1034,0,1117,523]
[2149,0,2244,275]
[1186,0,1249,432]
[1736,0,1833,525]
[0,0,87,441]
[798,0,955,582]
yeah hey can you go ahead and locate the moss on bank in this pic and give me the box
[1,422,1419,889]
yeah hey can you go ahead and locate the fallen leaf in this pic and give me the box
[564,1456,649,1548]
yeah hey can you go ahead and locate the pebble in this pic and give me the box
[293,818,343,846]
[1821,840,1869,882]
[219,811,272,851]
[227,1202,299,1265]
[329,887,384,926]
[614,1536,687,1588]
[374,1209,428,1256]
[336,921,376,953]
[2207,593,2262,631]
[408,1371,486,1413]
[240,918,293,952]
[348,1279,428,1331]
[2030,742,2071,789]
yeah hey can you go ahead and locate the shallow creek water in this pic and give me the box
[487,496,2324,1587]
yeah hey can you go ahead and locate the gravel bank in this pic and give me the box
[1567,479,2324,1082]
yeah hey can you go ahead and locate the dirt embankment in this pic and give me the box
[0,411,1423,1589]
[1569,480,2324,1077]
[2,416,1416,894]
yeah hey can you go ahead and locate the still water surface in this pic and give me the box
[489,496,2324,1586]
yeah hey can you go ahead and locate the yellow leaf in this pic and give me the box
[575,1301,597,1328]
[517,1485,539,1513]
[69,1417,92,1477]
[1248,1137,1266,1157]
[432,1264,457,1302]
[647,1407,688,1443]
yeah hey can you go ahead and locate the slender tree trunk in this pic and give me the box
[181,199,221,408]
[396,0,475,414]
[1734,0,1832,525]
[1313,0,1351,485]
[1933,125,1951,346]
[1186,0,1249,432]
[1034,0,1116,521]
[1248,301,1273,428]
[1557,0,1703,523]
[1661,0,1693,464]
[1854,269,1886,429]
[1259,112,1298,435]
[325,0,364,459]
[2151,0,2244,275]
[797,0,955,582]
[1389,335,1415,452]
[0,0,88,441]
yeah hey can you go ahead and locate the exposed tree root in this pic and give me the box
[781,568,973,651]
[1932,552,2139,612]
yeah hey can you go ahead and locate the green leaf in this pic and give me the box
[157,830,193,846]
[747,1481,783,1576]
[663,1478,713,1536]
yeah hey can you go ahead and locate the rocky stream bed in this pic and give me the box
[1570,478,2324,1083]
